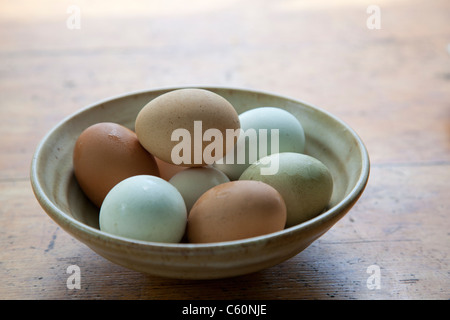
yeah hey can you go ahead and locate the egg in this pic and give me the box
[73,122,160,207]
[187,180,287,243]
[99,175,187,243]
[169,166,230,212]
[239,152,333,227]
[135,88,240,167]
[155,157,187,181]
[214,107,305,180]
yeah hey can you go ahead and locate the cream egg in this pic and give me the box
[135,88,240,167]
[99,175,187,243]
[169,166,230,213]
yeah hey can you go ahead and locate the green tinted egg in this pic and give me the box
[239,152,333,227]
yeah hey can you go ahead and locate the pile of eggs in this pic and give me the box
[73,89,333,244]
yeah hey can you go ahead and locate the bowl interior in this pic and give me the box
[31,86,369,278]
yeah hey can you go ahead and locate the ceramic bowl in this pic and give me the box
[30,86,370,280]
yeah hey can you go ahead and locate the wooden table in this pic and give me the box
[1,0,449,300]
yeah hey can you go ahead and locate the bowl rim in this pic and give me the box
[30,85,370,253]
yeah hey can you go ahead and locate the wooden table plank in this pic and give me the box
[1,0,449,300]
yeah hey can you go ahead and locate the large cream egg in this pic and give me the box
[73,122,160,207]
[187,180,287,243]
[239,152,333,227]
[135,89,240,167]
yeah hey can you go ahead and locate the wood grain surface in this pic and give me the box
[1,0,449,300]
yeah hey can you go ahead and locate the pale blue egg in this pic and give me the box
[99,175,187,243]
[214,107,305,180]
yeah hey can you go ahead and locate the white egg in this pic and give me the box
[169,166,230,213]
[214,107,305,180]
[99,175,187,243]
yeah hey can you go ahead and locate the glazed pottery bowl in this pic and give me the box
[30,86,370,279]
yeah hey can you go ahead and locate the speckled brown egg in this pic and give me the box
[73,122,160,207]
[135,88,240,167]
[187,180,286,243]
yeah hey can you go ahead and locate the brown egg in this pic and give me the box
[155,156,187,181]
[187,180,286,243]
[73,122,160,207]
[135,88,240,167]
